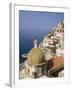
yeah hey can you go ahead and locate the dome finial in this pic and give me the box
[34,37,39,48]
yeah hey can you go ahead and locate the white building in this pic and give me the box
[56,48,64,56]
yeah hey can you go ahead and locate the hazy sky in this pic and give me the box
[19,10,64,55]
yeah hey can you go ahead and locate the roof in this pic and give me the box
[27,48,46,66]
[48,56,64,72]
[52,56,64,69]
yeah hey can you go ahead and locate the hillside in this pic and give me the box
[39,21,64,60]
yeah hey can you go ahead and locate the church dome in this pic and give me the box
[27,38,46,66]
[27,48,45,66]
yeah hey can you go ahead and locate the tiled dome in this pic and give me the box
[27,48,45,66]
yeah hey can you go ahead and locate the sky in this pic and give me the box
[19,10,64,56]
